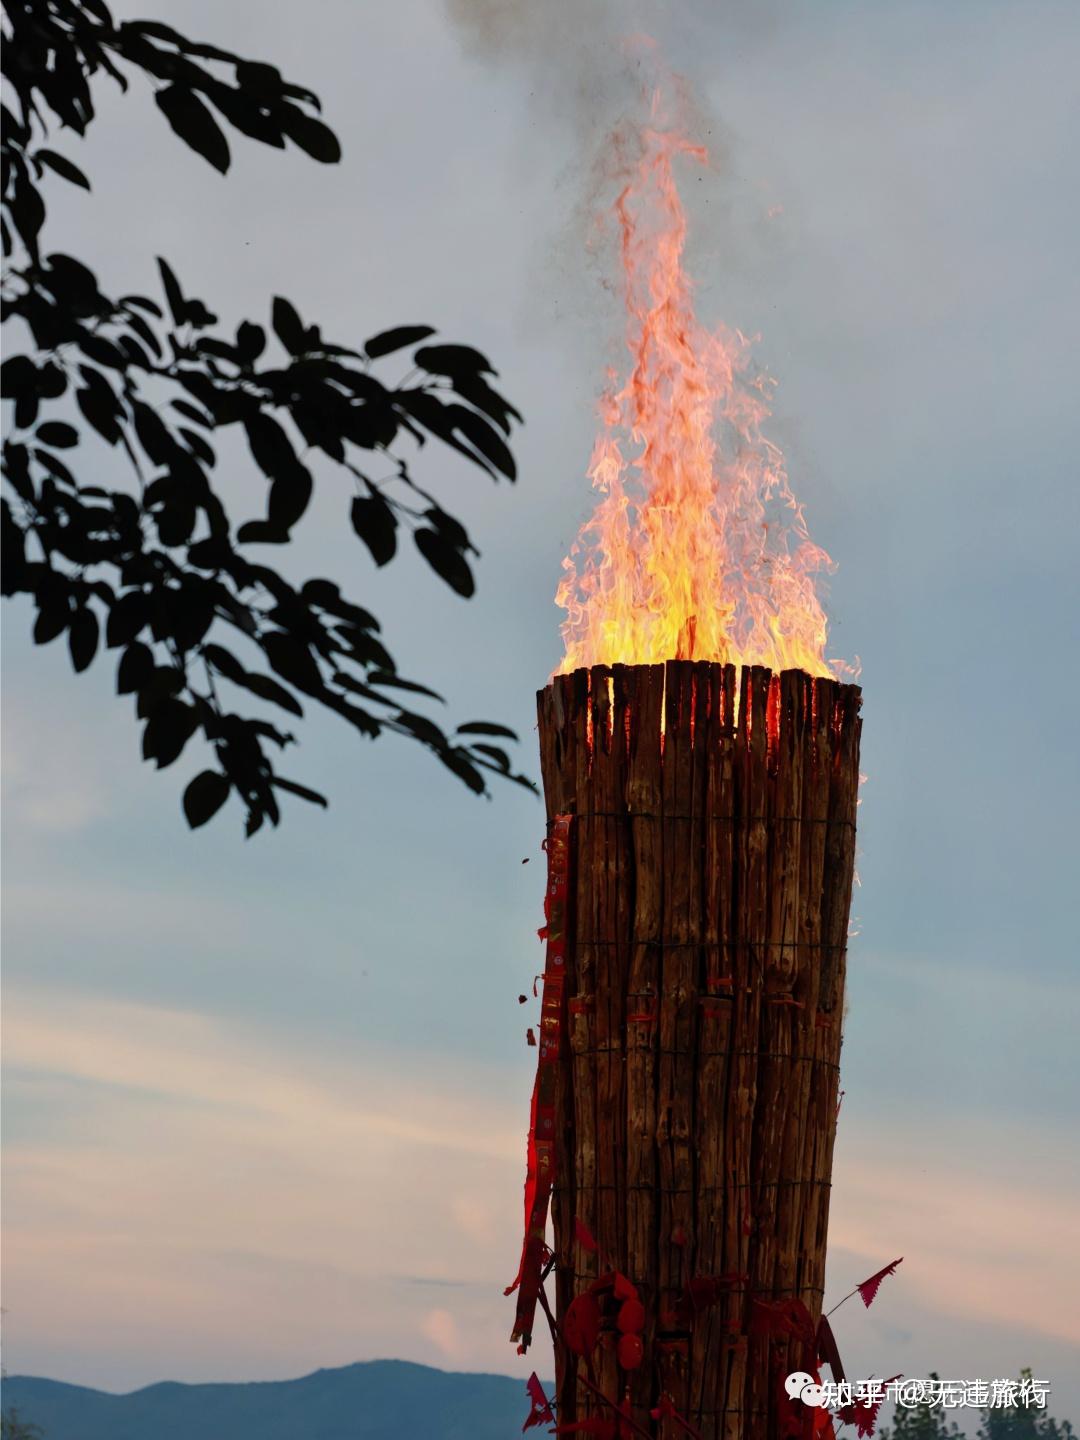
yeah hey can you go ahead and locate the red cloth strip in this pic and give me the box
[507,814,574,1350]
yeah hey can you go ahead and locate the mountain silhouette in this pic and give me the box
[2,1359,553,1440]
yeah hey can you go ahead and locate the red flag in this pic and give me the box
[524,1373,555,1432]
[838,1376,902,1437]
[856,1258,903,1309]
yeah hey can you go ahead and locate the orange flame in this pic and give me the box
[557,91,843,679]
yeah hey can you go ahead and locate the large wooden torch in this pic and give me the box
[511,659,861,1440]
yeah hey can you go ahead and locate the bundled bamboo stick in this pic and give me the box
[534,662,862,1439]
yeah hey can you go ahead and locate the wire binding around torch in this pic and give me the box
[555,1180,832,1195]
[547,812,856,828]
[570,938,848,951]
[567,1047,841,1066]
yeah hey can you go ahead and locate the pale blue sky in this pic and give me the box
[3,0,1078,1426]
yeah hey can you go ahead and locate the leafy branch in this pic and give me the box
[1,0,535,834]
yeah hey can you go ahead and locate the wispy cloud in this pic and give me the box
[2,985,531,1384]
[3,984,1077,1397]
[830,1132,1080,1347]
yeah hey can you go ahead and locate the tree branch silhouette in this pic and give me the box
[2,0,534,835]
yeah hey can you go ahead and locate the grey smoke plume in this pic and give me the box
[442,0,778,329]
[444,0,777,131]
[447,0,654,141]
[446,5,705,340]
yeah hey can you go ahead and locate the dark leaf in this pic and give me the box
[395,390,494,478]
[69,607,100,673]
[155,84,231,174]
[449,403,516,479]
[173,399,214,428]
[157,257,187,325]
[142,697,199,768]
[75,368,122,445]
[11,171,46,253]
[36,362,69,399]
[183,769,230,828]
[4,441,34,501]
[118,641,154,693]
[187,535,233,569]
[180,427,216,465]
[14,388,39,432]
[207,84,284,149]
[438,748,486,794]
[106,590,149,647]
[195,336,239,364]
[43,253,100,308]
[452,373,523,434]
[340,399,398,450]
[34,598,71,645]
[267,468,313,534]
[262,631,323,694]
[426,506,472,551]
[118,334,154,369]
[36,149,91,190]
[1,355,36,398]
[364,324,436,360]
[78,333,128,370]
[236,519,288,545]
[278,106,341,163]
[75,391,120,444]
[36,421,79,449]
[271,296,306,355]
[136,666,185,717]
[414,343,495,378]
[235,60,284,96]
[236,321,266,363]
[300,579,377,628]
[205,643,305,717]
[392,710,446,747]
[457,721,519,738]
[121,294,165,317]
[245,413,299,478]
[414,527,474,597]
[350,495,397,567]
[366,670,444,702]
[473,742,511,768]
[239,670,305,716]
[155,499,196,547]
[133,401,174,464]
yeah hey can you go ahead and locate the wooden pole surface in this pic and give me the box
[536,661,862,1440]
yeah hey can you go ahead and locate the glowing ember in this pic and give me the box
[557,89,844,679]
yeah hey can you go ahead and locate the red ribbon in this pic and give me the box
[507,814,574,1351]
[523,1372,556,1431]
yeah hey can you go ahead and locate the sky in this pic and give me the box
[3,0,1079,1428]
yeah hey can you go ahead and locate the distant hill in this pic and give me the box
[2,1359,553,1440]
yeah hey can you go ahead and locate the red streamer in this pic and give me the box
[856,1257,903,1309]
[507,815,574,1351]
[523,1373,556,1432]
